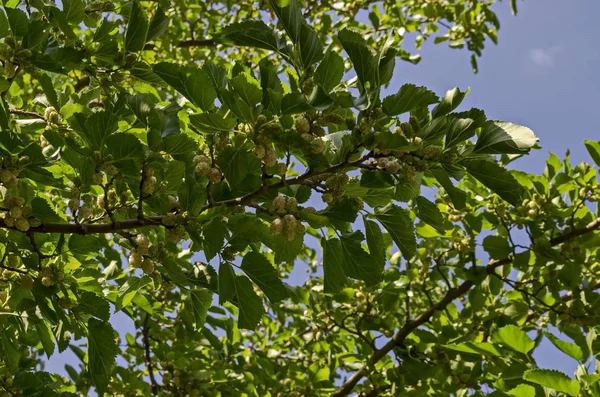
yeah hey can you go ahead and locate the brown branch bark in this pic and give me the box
[142,314,159,395]
[331,215,600,396]
[0,152,378,235]
[177,39,217,48]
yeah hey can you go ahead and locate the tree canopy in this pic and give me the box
[1,0,600,396]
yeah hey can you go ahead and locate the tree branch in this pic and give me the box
[331,215,600,396]
[142,314,159,395]
[0,152,380,235]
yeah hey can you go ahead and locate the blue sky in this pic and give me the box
[45,0,600,385]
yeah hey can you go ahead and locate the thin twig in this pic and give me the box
[142,314,159,395]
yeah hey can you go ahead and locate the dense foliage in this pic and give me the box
[1,0,600,396]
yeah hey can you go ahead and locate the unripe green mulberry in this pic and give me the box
[423,145,443,160]
[142,259,155,274]
[286,197,298,212]
[442,151,459,164]
[162,214,176,226]
[193,155,210,165]
[136,234,150,248]
[41,276,55,287]
[142,176,157,195]
[8,255,19,268]
[301,133,313,142]
[409,115,420,132]
[18,274,33,290]
[92,172,103,185]
[294,116,311,135]
[322,193,334,204]
[310,139,325,154]
[195,162,210,177]
[78,207,92,221]
[9,206,22,219]
[270,218,283,235]
[68,199,80,211]
[273,196,286,211]
[15,218,30,232]
[399,122,415,138]
[129,250,142,268]
[385,161,401,173]
[301,78,315,95]
[29,218,41,228]
[275,162,287,177]
[0,169,12,184]
[209,168,222,184]
[58,298,74,309]
[3,215,14,227]
[253,145,266,159]
[264,150,277,167]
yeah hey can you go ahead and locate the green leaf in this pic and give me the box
[125,1,149,52]
[31,197,64,223]
[268,0,323,67]
[163,134,197,155]
[217,145,261,193]
[432,87,469,117]
[105,133,144,161]
[74,111,118,150]
[146,6,169,42]
[63,0,84,24]
[281,92,312,115]
[374,205,416,260]
[178,177,206,216]
[189,289,213,331]
[474,122,538,154]
[216,20,279,52]
[241,252,288,302]
[523,369,580,397]
[0,10,9,39]
[491,324,534,354]
[322,238,348,293]
[444,118,477,148]
[39,74,59,109]
[68,235,103,256]
[87,319,118,395]
[364,217,386,266]
[467,160,524,206]
[269,0,302,42]
[482,235,511,260]
[430,169,466,210]
[374,130,420,152]
[189,112,237,134]
[5,8,28,37]
[116,276,151,311]
[507,384,535,397]
[382,84,438,116]
[218,262,236,305]
[269,232,304,265]
[315,51,344,92]
[297,23,323,68]
[584,140,600,166]
[340,231,382,285]
[35,321,55,358]
[445,341,502,357]
[78,292,110,322]
[203,218,226,260]
[233,275,264,329]
[153,63,216,111]
[338,29,374,90]
[544,331,584,361]
[416,196,445,233]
